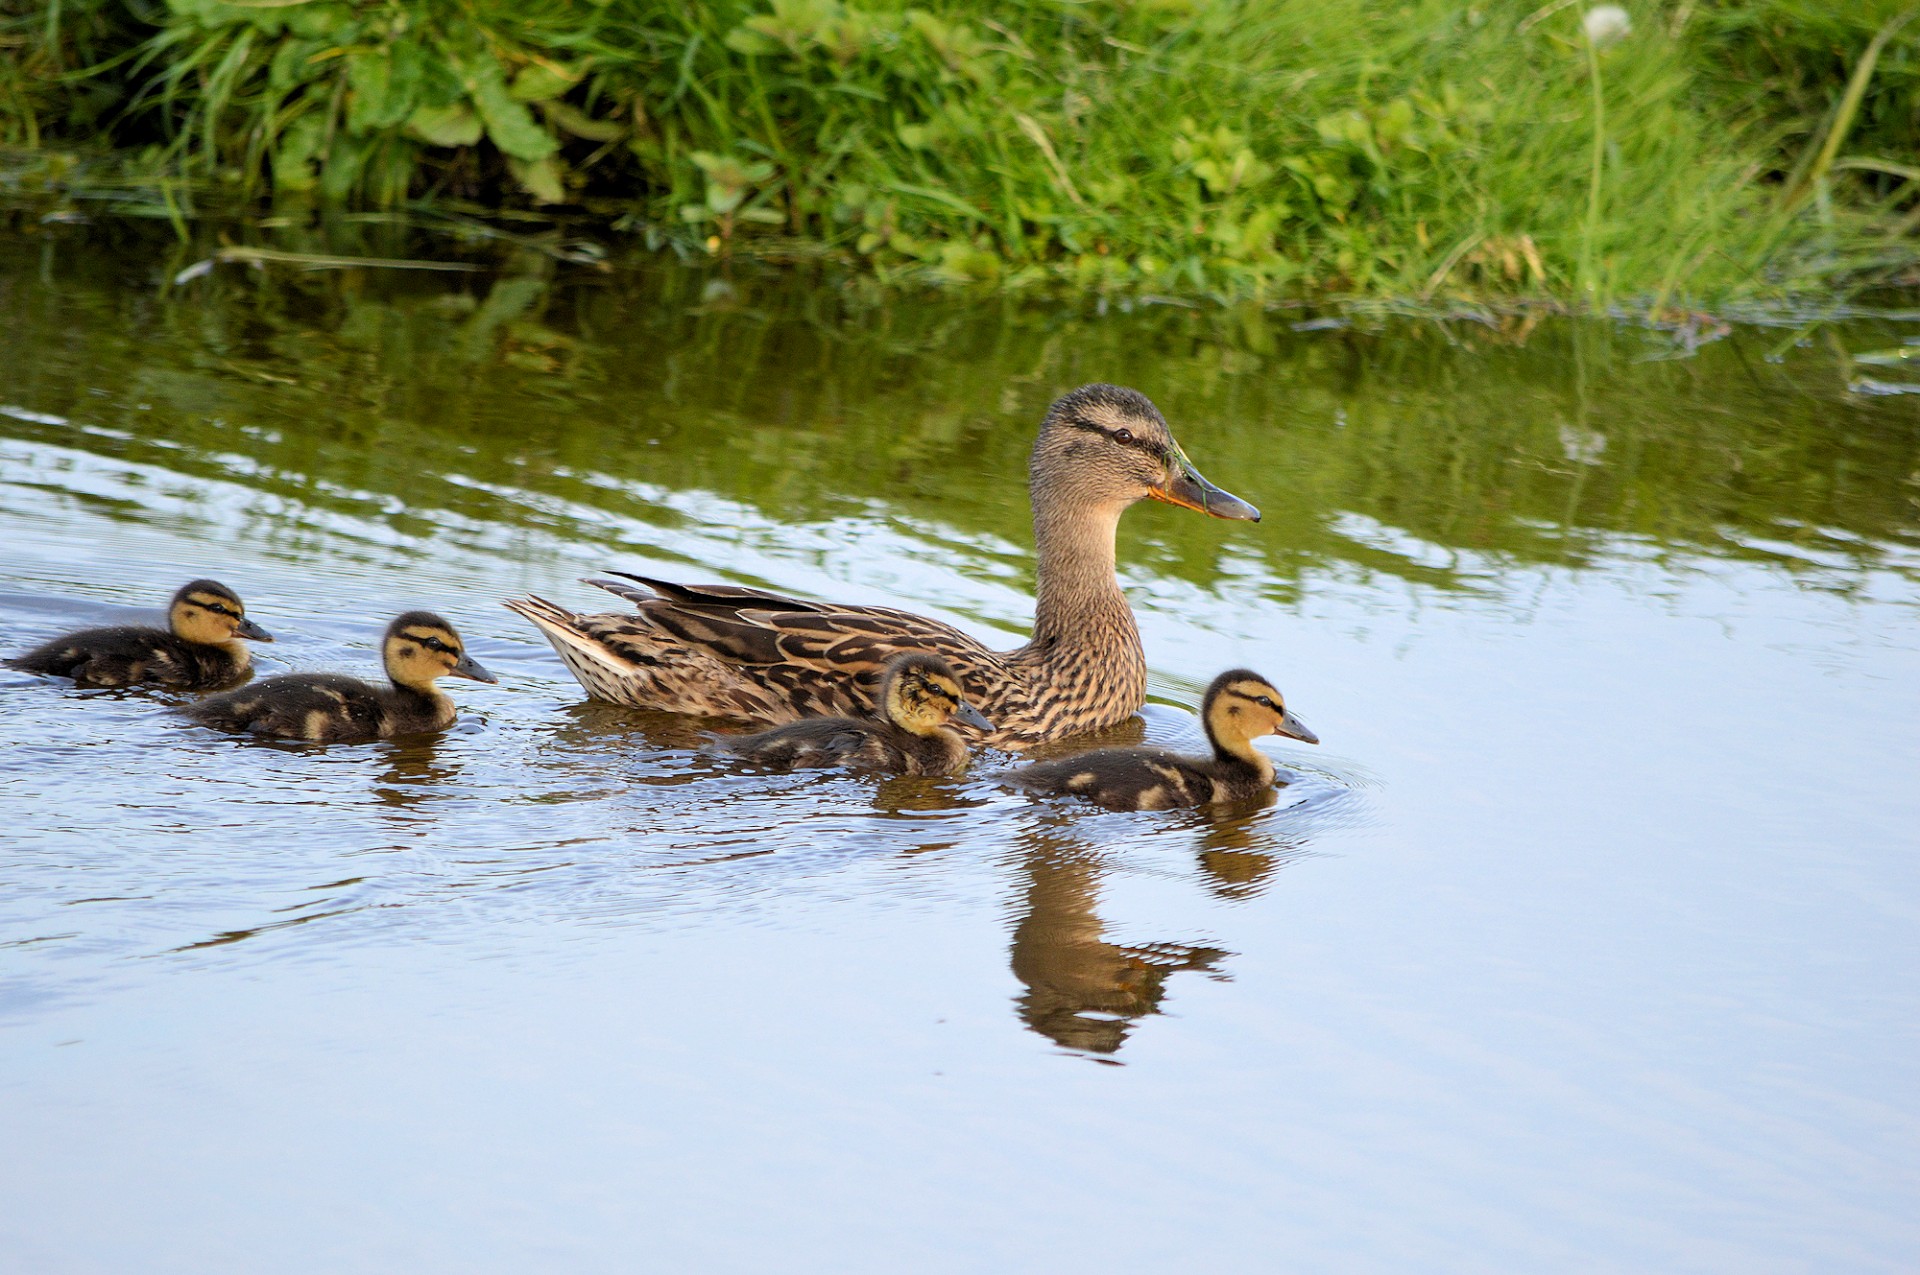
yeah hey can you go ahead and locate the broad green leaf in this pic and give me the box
[723,27,783,55]
[448,49,558,161]
[286,3,353,40]
[509,62,578,103]
[347,48,421,134]
[509,155,566,203]
[272,112,325,192]
[268,38,319,92]
[406,103,482,148]
[319,132,373,202]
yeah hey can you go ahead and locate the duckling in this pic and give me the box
[9,578,272,690]
[1003,669,1317,811]
[710,652,992,776]
[188,611,495,743]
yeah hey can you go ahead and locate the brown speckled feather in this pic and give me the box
[505,576,1079,747]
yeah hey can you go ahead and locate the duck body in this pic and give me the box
[191,672,442,743]
[188,611,495,743]
[710,652,992,776]
[507,385,1259,749]
[712,714,963,775]
[1005,669,1317,811]
[10,579,271,690]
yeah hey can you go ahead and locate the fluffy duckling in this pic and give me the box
[1004,669,1317,811]
[9,578,272,689]
[188,611,495,743]
[711,652,992,776]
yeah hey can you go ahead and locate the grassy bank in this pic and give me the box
[4,0,1920,309]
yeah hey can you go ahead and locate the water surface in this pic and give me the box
[1,219,1917,1273]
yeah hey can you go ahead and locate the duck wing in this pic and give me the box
[506,574,1019,726]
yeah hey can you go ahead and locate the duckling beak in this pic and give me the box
[236,618,273,642]
[451,652,498,684]
[1148,442,1261,522]
[1276,709,1318,745]
[953,701,993,731]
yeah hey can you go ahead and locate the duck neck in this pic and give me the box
[1029,499,1137,652]
[388,670,446,703]
[1212,729,1276,786]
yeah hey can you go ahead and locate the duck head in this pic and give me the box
[881,652,992,736]
[1202,668,1318,760]
[383,611,496,691]
[1029,384,1259,522]
[169,578,272,646]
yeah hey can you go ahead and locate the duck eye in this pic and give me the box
[1112,427,1134,445]
[1257,696,1276,709]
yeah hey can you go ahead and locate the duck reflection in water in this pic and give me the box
[370,735,463,813]
[1006,795,1317,1056]
[1009,824,1231,1057]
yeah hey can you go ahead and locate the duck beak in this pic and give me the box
[1148,441,1261,522]
[1276,709,1318,745]
[236,618,273,642]
[451,652,498,684]
[953,701,993,731]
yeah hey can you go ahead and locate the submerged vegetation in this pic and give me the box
[4,0,1920,308]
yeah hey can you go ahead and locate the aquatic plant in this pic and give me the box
[2,0,1918,308]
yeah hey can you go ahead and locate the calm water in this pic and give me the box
[1,219,1917,1273]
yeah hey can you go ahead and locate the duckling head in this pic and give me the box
[880,652,993,736]
[382,611,496,691]
[1030,384,1259,523]
[169,579,272,647]
[1202,669,1317,764]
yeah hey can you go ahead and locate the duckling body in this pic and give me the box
[506,384,1260,749]
[9,579,272,690]
[1005,670,1317,811]
[711,652,992,776]
[189,611,495,743]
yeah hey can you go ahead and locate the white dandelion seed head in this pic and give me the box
[1584,5,1632,49]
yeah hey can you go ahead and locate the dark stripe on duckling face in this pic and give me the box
[170,580,271,644]
[880,653,990,735]
[384,613,497,687]
[1208,675,1317,746]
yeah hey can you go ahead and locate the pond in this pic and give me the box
[1,218,1917,1272]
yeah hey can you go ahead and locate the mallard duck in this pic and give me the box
[505,384,1258,748]
[709,652,992,776]
[8,578,272,689]
[1003,669,1316,810]
[188,611,495,742]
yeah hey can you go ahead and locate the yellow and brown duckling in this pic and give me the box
[710,652,992,776]
[1003,669,1317,811]
[505,383,1260,749]
[8,578,272,690]
[188,611,495,743]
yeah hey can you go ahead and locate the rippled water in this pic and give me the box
[2,219,1918,1272]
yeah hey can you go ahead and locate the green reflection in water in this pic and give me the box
[2,220,1917,610]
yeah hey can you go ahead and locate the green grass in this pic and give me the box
[5,0,1920,309]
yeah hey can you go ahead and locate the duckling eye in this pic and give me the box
[1256,696,1277,709]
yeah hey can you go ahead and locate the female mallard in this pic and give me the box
[710,652,992,776]
[188,611,495,742]
[505,384,1257,748]
[9,578,272,690]
[1003,669,1317,810]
